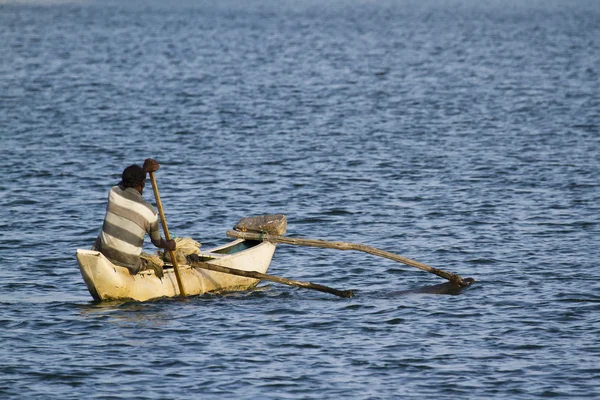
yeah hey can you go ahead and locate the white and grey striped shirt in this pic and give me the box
[94,184,161,273]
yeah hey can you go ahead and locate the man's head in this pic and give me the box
[122,164,146,189]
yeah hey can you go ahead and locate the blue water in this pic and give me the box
[1,0,599,398]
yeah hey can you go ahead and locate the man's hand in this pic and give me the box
[162,239,176,252]
[143,158,160,173]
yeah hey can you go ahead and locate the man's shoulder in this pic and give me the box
[109,184,127,196]
[137,197,157,216]
[109,186,157,217]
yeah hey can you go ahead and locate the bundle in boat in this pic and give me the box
[234,213,287,235]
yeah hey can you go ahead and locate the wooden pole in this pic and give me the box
[226,230,474,287]
[188,260,354,298]
[149,172,186,298]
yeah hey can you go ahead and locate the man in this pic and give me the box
[93,158,176,274]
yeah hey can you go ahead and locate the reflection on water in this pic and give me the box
[77,300,181,327]
[389,281,472,296]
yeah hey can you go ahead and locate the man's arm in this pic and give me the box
[150,229,176,251]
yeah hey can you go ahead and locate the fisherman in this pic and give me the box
[93,158,176,275]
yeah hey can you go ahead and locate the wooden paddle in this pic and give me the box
[226,230,474,287]
[149,171,187,298]
[188,259,353,298]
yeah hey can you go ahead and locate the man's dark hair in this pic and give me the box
[122,165,146,188]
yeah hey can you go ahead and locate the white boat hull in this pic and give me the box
[76,239,276,301]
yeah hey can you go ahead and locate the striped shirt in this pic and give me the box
[94,184,161,273]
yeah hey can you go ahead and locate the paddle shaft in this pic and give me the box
[149,172,186,297]
[189,260,354,298]
[227,230,473,287]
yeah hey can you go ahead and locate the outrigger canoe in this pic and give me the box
[76,238,276,302]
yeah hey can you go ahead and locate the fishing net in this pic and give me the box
[140,252,165,279]
[160,237,202,264]
[140,253,164,268]
[141,237,202,279]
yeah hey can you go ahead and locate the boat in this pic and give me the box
[76,238,277,302]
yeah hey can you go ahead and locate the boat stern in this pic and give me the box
[76,249,126,301]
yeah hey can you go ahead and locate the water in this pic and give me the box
[1,0,599,398]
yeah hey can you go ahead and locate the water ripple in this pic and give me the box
[1,0,600,399]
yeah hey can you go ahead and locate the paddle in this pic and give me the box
[188,259,353,298]
[149,171,187,298]
[226,230,475,287]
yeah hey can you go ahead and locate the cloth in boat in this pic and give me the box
[93,184,161,274]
